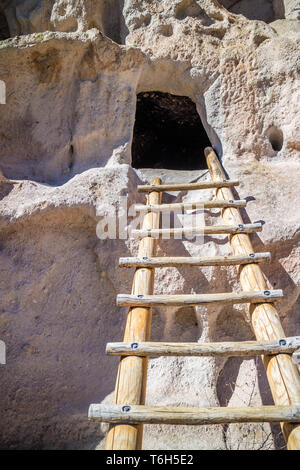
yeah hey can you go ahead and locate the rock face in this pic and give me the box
[0,0,299,450]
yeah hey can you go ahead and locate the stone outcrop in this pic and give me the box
[0,0,299,449]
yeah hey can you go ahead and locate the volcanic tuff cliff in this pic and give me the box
[0,0,299,449]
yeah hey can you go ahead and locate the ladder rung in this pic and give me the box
[106,336,300,357]
[134,200,247,213]
[117,290,283,307]
[132,223,262,239]
[119,252,271,268]
[137,181,239,192]
[88,404,300,425]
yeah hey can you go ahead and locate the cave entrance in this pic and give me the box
[0,8,10,40]
[132,92,211,170]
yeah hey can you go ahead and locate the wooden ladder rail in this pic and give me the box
[204,146,300,450]
[105,177,162,450]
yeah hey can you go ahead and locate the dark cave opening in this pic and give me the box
[132,92,211,170]
[93,0,128,45]
[0,8,9,40]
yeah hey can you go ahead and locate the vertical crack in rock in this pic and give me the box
[218,0,284,22]
[167,306,200,342]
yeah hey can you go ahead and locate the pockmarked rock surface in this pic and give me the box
[0,0,299,449]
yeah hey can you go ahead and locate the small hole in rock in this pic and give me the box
[132,92,210,170]
[167,307,200,342]
[92,0,129,45]
[68,144,74,171]
[266,126,283,152]
[156,24,173,37]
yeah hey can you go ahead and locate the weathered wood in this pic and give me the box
[117,290,283,307]
[132,223,262,239]
[105,177,162,450]
[293,349,300,372]
[205,146,300,450]
[134,199,247,213]
[119,252,271,268]
[137,180,239,192]
[106,337,300,357]
[89,404,300,425]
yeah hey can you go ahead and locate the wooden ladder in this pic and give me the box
[89,147,300,450]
